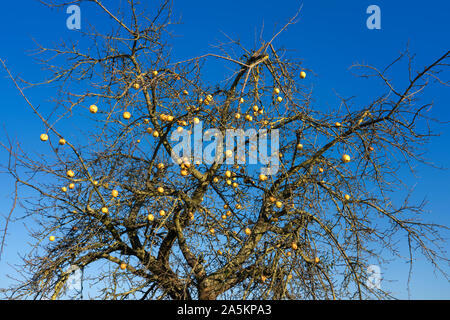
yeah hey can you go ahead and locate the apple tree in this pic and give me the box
[1,0,449,300]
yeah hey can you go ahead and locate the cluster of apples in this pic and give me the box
[267,196,283,209]
[222,169,239,188]
[179,158,191,176]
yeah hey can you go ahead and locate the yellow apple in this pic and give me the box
[66,170,75,178]
[344,194,350,201]
[59,138,66,145]
[146,127,153,134]
[342,154,351,163]
[157,187,164,193]
[101,207,109,214]
[252,105,259,112]
[111,189,119,197]
[133,83,140,90]
[177,126,184,133]
[152,70,158,77]
[245,228,251,236]
[274,88,280,94]
[182,158,191,167]
[159,210,166,216]
[120,263,127,270]
[61,187,67,192]
[259,174,268,181]
[40,134,48,142]
[235,113,241,119]
[147,214,154,221]
[49,236,55,242]
[276,96,283,102]
[300,71,306,79]
[89,105,98,113]
[275,201,283,208]
[69,183,75,189]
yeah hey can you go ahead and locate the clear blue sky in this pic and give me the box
[0,0,449,299]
